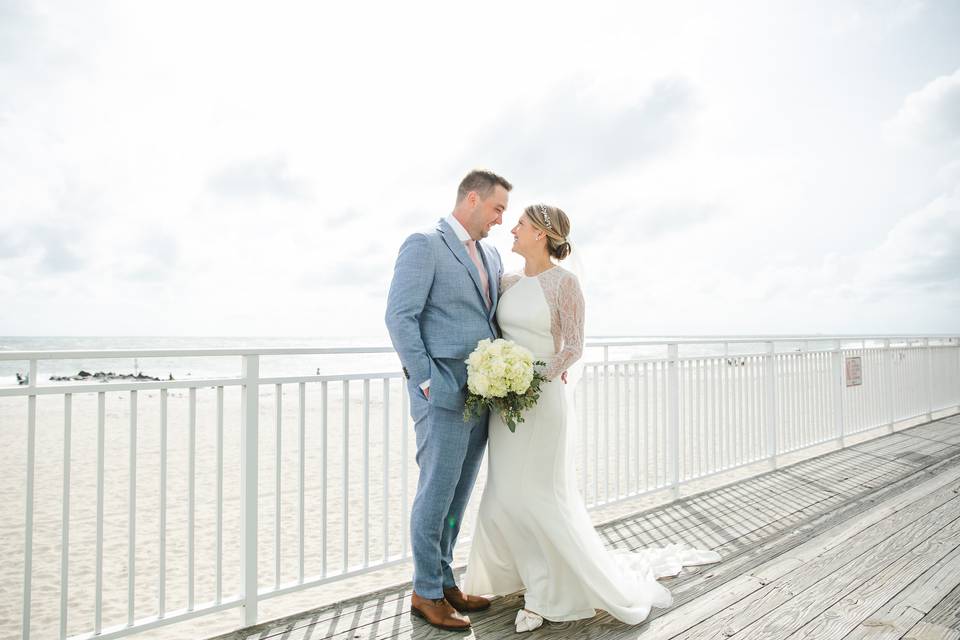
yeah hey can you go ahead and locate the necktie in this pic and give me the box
[465,240,491,309]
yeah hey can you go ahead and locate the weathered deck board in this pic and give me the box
[207,415,960,640]
[746,507,960,639]
[843,544,960,640]
[610,463,960,640]
[673,481,960,639]
[915,582,960,633]
[902,622,960,640]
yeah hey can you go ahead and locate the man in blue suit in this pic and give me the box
[385,169,511,631]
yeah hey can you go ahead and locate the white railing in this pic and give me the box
[1,336,958,640]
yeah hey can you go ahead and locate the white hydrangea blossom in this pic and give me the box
[466,338,536,399]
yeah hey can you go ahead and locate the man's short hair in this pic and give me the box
[456,169,513,203]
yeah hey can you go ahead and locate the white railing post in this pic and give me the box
[240,355,260,627]
[924,337,933,421]
[832,339,845,444]
[883,339,894,433]
[667,343,680,498]
[603,346,610,502]
[22,359,37,640]
[764,341,777,468]
[723,341,729,472]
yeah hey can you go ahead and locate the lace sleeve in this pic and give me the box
[543,270,585,380]
[500,272,523,295]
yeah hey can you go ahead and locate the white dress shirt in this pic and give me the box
[446,213,472,242]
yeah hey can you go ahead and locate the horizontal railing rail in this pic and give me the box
[1,335,957,361]
[1,335,958,640]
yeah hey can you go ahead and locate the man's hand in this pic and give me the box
[561,371,568,384]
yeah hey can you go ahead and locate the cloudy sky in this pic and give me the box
[1,0,958,339]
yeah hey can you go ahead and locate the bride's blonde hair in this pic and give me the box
[524,204,572,261]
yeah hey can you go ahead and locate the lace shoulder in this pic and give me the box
[538,266,585,380]
[538,266,579,312]
[500,271,523,295]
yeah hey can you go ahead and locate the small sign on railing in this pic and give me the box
[846,356,863,387]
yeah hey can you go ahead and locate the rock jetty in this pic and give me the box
[49,371,167,382]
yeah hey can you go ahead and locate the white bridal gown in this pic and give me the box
[462,266,720,625]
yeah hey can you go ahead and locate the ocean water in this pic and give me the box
[0,336,404,386]
[0,335,831,388]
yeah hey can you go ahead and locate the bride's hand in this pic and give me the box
[561,371,568,384]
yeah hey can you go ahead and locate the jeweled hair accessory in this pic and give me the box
[537,204,553,231]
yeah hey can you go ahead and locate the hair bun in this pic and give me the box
[554,241,572,261]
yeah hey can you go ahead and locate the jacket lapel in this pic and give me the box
[438,219,488,309]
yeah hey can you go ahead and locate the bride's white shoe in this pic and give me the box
[515,609,544,633]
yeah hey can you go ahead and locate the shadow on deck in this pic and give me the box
[210,415,960,640]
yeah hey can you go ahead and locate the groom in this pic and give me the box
[385,169,511,631]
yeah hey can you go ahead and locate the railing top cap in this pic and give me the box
[0,335,956,360]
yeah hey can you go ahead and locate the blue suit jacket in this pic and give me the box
[385,218,502,415]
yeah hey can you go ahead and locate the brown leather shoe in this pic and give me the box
[410,592,472,631]
[443,586,492,613]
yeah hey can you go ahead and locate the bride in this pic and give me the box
[462,204,721,632]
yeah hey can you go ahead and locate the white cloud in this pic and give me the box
[464,76,698,189]
[885,68,960,145]
[207,156,311,202]
[828,0,926,37]
[935,160,960,186]
[857,186,960,291]
[0,1,35,65]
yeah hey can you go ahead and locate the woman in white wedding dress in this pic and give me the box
[462,204,721,632]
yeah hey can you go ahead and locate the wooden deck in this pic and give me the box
[210,414,960,640]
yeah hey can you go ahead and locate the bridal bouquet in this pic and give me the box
[462,338,547,432]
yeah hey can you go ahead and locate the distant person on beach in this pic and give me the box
[385,169,510,631]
